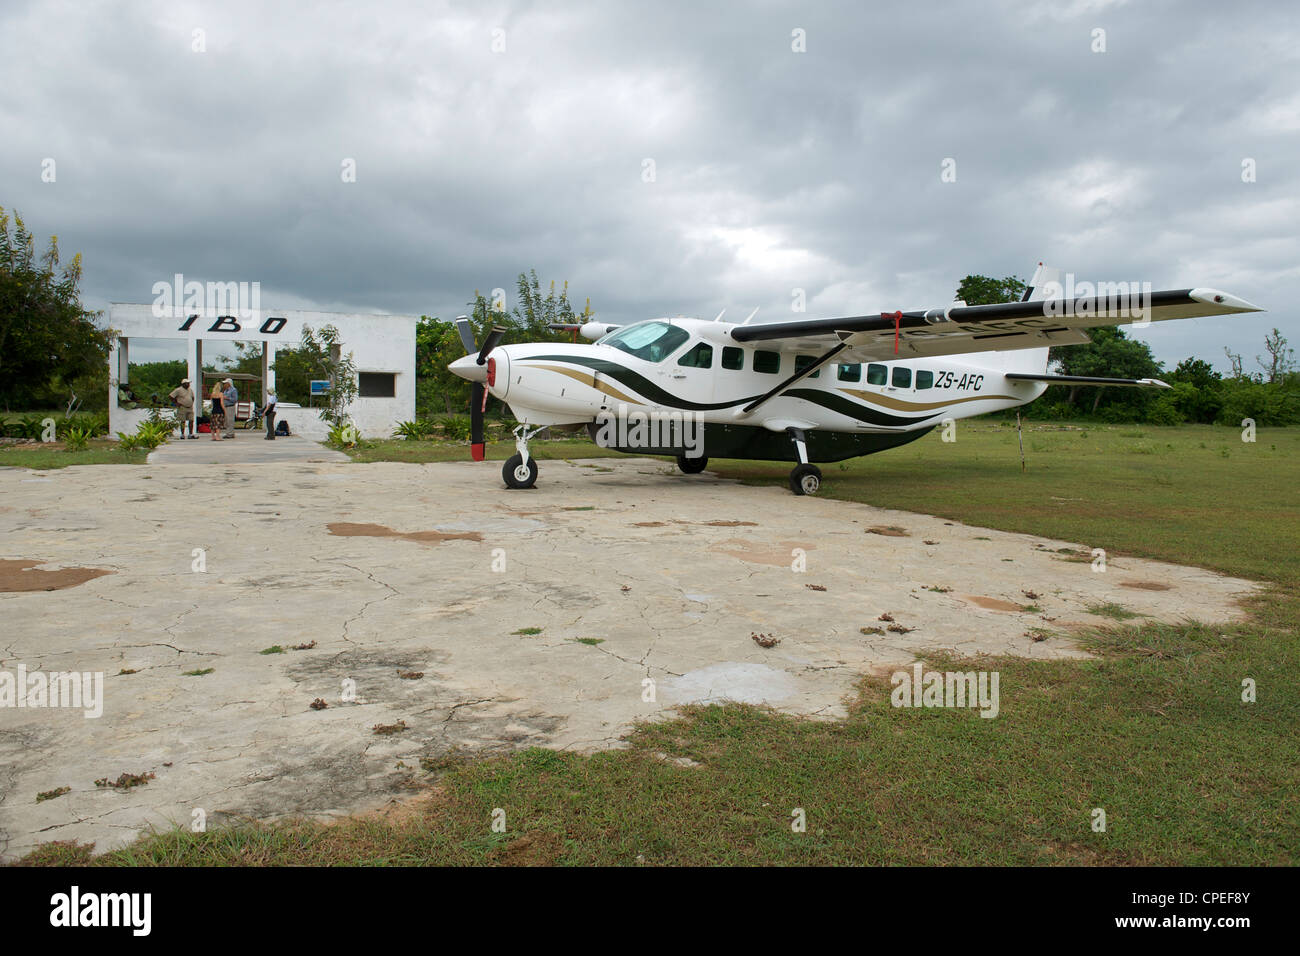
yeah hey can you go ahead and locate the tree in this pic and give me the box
[1224,346,1246,380]
[1049,326,1163,414]
[415,317,474,415]
[126,359,190,404]
[1257,328,1295,383]
[289,325,357,426]
[511,269,593,337]
[955,274,1027,306]
[1167,357,1224,424]
[0,207,112,409]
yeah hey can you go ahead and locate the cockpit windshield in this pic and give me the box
[598,321,691,363]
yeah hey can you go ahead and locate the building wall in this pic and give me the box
[107,305,417,440]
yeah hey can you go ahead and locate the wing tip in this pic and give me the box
[1188,288,1265,313]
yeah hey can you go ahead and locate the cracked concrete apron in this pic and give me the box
[0,456,1258,858]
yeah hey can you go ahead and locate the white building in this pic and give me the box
[107,304,418,440]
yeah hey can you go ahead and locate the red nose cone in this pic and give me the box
[486,356,496,388]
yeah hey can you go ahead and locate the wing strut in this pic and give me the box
[739,343,848,415]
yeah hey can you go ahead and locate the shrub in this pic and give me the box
[437,416,472,441]
[392,419,434,440]
[327,422,360,449]
[131,419,173,450]
[62,426,92,452]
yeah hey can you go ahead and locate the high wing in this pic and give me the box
[728,288,1262,361]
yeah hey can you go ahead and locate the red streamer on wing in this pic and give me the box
[882,310,903,353]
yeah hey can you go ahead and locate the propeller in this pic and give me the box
[454,316,507,462]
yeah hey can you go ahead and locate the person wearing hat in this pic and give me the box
[168,378,197,438]
[263,388,278,440]
[221,378,239,439]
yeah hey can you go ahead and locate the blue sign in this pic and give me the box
[310,380,331,395]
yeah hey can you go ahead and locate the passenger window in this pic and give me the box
[721,346,744,370]
[794,354,820,379]
[892,366,912,388]
[677,342,713,368]
[916,370,933,390]
[753,350,781,374]
[837,363,861,383]
[866,364,887,386]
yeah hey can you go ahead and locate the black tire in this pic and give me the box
[676,454,709,474]
[789,463,822,496]
[503,453,538,489]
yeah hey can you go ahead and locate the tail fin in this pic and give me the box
[1023,262,1062,303]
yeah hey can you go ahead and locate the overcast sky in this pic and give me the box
[2,0,1296,370]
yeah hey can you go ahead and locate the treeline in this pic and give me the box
[955,274,1298,426]
[1030,327,1300,426]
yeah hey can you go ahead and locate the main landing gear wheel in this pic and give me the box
[503,454,538,489]
[789,463,822,496]
[676,454,708,474]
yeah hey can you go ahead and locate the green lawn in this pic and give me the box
[19,421,1300,866]
[345,435,627,465]
[0,439,149,469]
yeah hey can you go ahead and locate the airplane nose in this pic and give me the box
[449,354,486,383]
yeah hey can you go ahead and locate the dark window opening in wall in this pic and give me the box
[358,372,396,397]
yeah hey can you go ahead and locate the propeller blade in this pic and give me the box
[477,326,507,365]
[470,382,486,461]
[454,316,477,354]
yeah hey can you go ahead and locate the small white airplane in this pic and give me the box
[449,265,1262,495]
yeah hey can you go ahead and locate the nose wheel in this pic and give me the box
[503,454,538,489]
[676,454,709,474]
[502,424,544,489]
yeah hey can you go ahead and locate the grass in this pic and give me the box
[344,434,626,465]
[1085,602,1140,621]
[15,420,1300,866]
[714,422,1300,588]
[0,438,148,469]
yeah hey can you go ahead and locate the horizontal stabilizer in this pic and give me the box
[1005,373,1171,389]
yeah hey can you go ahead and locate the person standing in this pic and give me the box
[169,378,197,439]
[209,380,225,440]
[263,388,278,440]
[222,378,239,439]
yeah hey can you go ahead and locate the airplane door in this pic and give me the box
[663,340,716,408]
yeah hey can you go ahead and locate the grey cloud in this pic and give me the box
[1,0,1295,370]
